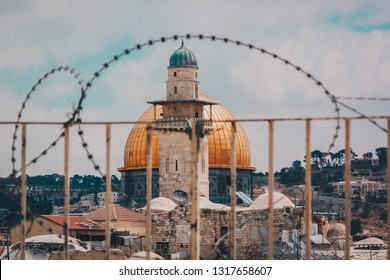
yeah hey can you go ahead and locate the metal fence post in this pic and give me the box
[146,125,152,260]
[230,121,237,260]
[387,118,390,260]
[304,120,312,260]
[190,119,200,260]
[63,125,70,260]
[344,119,351,260]
[105,124,111,260]
[267,121,274,260]
[20,124,27,260]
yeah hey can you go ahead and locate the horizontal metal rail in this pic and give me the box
[0,115,390,125]
[3,116,389,260]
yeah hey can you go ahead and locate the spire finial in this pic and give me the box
[181,39,184,47]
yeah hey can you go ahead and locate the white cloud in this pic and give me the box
[0,0,389,176]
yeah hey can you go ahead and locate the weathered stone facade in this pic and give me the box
[151,204,294,259]
[158,131,209,200]
[166,67,199,101]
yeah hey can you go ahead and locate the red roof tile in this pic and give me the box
[83,204,146,222]
[40,215,105,230]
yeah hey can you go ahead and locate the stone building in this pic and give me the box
[118,41,255,206]
[332,178,386,197]
[83,204,146,234]
[326,222,352,250]
[148,194,295,259]
[9,215,105,244]
[119,42,295,259]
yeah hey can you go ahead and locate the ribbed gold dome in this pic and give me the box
[121,93,253,171]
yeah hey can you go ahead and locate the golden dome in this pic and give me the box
[120,93,253,171]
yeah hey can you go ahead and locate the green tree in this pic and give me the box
[330,148,357,167]
[362,152,373,160]
[311,150,324,170]
[291,160,305,184]
[321,183,334,194]
[279,167,291,185]
[111,175,120,186]
[330,150,344,167]
[351,218,363,235]
[375,147,387,169]
[379,211,387,222]
[279,161,305,186]
[71,174,83,187]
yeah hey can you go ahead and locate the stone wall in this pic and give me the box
[158,131,209,200]
[49,249,126,260]
[152,205,191,257]
[166,67,199,100]
[162,102,204,119]
[152,204,293,259]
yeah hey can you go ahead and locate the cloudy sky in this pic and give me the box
[0,0,389,177]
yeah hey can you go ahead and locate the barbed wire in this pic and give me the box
[76,33,389,155]
[2,34,388,259]
[335,96,390,101]
[336,100,387,133]
[9,33,388,180]
[11,66,84,177]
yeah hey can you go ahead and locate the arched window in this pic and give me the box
[195,84,198,98]
[174,86,177,94]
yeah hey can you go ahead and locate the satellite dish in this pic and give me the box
[172,190,188,205]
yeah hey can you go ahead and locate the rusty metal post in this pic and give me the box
[387,118,390,260]
[20,124,27,260]
[304,120,312,260]
[146,125,152,260]
[344,119,351,260]
[63,125,70,260]
[267,121,274,260]
[230,121,237,260]
[190,119,200,259]
[105,124,111,260]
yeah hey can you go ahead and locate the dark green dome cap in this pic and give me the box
[169,40,198,68]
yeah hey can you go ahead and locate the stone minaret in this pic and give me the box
[148,41,216,200]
